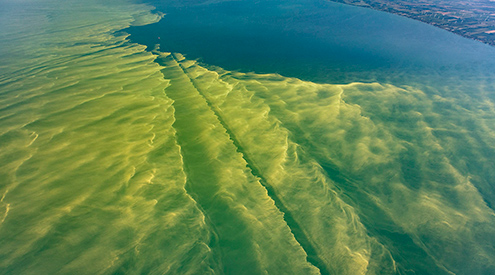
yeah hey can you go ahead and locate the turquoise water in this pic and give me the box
[1,0,495,274]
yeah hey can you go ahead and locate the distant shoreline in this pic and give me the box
[328,0,495,47]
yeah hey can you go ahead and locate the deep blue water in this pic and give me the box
[127,0,495,84]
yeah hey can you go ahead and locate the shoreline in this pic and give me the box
[327,0,495,47]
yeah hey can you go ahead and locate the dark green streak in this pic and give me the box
[172,54,331,275]
[158,54,261,274]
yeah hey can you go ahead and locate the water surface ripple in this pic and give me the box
[1,0,495,274]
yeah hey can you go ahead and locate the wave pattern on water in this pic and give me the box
[0,1,215,274]
[155,54,495,274]
[2,0,495,274]
[163,53,392,275]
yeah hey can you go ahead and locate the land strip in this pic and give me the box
[329,0,495,46]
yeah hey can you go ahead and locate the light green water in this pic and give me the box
[1,0,495,274]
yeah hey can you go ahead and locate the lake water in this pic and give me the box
[128,0,495,83]
[1,0,495,274]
